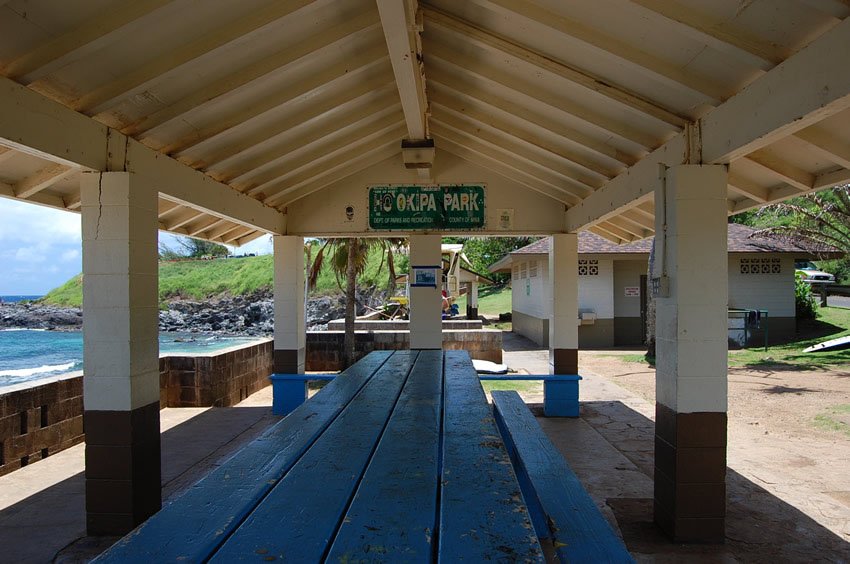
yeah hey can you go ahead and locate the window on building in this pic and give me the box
[740,257,781,274]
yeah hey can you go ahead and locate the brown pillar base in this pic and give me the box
[654,402,727,543]
[85,401,161,536]
[551,348,578,374]
[274,347,306,374]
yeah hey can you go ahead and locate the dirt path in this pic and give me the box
[580,351,850,545]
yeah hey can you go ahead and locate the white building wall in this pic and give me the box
[613,259,646,317]
[511,258,550,318]
[578,258,614,319]
[727,254,795,317]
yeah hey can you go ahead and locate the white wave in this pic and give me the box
[0,362,77,377]
[0,328,47,332]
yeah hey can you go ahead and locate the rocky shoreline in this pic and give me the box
[0,289,388,335]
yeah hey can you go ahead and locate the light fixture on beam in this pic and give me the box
[401,138,435,169]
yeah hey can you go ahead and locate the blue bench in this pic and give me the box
[273,371,582,417]
[96,351,544,562]
[269,372,336,415]
[492,390,635,563]
[479,373,582,416]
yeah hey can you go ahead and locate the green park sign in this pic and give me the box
[369,184,485,230]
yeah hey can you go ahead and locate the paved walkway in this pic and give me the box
[2,338,848,562]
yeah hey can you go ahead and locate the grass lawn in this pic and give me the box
[614,306,850,370]
[453,285,512,317]
[814,404,850,437]
[481,379,542,395]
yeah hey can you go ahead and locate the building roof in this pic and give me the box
[489,224,842,271]
[1,3,849,244]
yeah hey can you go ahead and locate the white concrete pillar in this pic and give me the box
[549,234,579,374]
[467,280,479,319]
[408,234,442,349]
[81,171,160,535]
[273,235,306,373]
[653,164,728,543]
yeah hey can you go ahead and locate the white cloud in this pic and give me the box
[61,249,80,262]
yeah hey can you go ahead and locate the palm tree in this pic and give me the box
[308,238,404,368]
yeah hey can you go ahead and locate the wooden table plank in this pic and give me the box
[95,350,393,564]
[438,350,544,563]
[326,349,444,562]
[209,350,419,563]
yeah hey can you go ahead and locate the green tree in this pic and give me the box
[308,238,404,368]
[443,237,538,283]
[752,185,850,283]
[159,236,230,259]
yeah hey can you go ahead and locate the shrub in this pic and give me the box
[795,274,818,319]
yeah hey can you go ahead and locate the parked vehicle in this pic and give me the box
[795,260,835,283]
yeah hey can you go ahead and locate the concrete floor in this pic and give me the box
[1,337,848,562]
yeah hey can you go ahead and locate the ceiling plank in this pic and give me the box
[230,106,403,189]
[435,135,573,205]
[13,164,76,199]
[162,207,207,231]
[432,105,602,191]
[608,213,652,237]
[431,122,584,204]
[588,224,628,244]
[430,89,615,179]
[568,17,850,231]
[471,0,727,102]
[262,130,405,206]
[428,76,638,167]
[123,11,381,136]
[0,179,70,209]
[425,5,689,127]
[793,126,850,169]
[199,81,397,173]
[274,143,401,208]
[727,173,769,203]
[617,208,655,230]
[244,120,406,197]
[596,219,640,241]
[376,0,429,139]
[744,152,814,191]
[163,45,389,155]
[702,16,850,163]
[3,0,173,83]
[72,0,315,114]
[426,44,660,149]
[0,146,18,166]
[624,0,786,70]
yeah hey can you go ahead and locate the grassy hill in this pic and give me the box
[42,247,405,307]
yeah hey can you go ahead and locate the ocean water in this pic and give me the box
[0,330,265,389]
[0,295,43,303]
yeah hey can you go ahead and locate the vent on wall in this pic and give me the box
[740,257,781,275]
[578,259,599,276]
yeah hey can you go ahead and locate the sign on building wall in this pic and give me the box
[624,286,640,297]
[368,184,485,230]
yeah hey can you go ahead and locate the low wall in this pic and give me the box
[326,319,483,331]
[0,339,273,477]
[0,374,84,477]
[159,339,273,407]
[307,330,503,371]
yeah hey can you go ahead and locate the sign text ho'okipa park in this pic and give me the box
[368,184,485,230]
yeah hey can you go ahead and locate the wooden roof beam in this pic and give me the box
[424,5,689,128]
[162,207,207,231]
[470,0,726,103]
[435,135,573,206]
[727,173,769,203]
[377,0,429,140]
[793,126,850,170]
[430,119,590,203]
[744,152,814,192]
[72,0,316,114]
[123,11,382,136]
[13,164,76,199]
[2,0,172,84]
[624,0,786,70]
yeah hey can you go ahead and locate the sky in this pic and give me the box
[0,198,272,296]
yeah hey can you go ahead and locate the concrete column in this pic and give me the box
[408,234,442,349]
[549,234,578,374]
[467,280,479,319]
[273,236,305,373]
[653,165,728,543]
[81,172,160,535]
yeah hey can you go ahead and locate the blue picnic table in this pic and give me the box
[96,350,545,563]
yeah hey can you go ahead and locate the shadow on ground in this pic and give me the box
[556,400,850,562]
[0,405,275,564]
